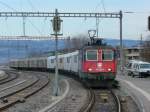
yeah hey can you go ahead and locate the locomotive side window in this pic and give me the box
[86,50,98,61]
[102,50,114,60]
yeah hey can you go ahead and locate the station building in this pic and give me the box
[124,46,143,64]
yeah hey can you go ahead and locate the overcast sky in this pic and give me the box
[0,0,150,40]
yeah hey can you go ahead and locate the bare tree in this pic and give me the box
[64,34,90,50]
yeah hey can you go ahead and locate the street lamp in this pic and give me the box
[120,11,135,72]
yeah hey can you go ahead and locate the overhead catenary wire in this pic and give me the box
[0,1,43,36]
[5,18,10,63]
[0,1,17,11]
[0,1,42,61]
[101,0,106,13]
[28,19,43,35]
[26,0,44,36]
[95,0,107,38]
[41,17,48,36]
[27,0,36,11]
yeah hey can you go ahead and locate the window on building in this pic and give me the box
[128,49,132,53]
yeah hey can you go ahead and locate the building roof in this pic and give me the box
[124,46,143,50]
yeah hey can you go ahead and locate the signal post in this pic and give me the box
[51,9,62,96]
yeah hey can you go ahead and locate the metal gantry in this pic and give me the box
[0,36,65,40]
[0,9,123,95]
[0,11,121,18]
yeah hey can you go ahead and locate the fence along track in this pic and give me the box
[0,74,49,111]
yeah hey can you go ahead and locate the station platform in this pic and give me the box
[117,73,150,112]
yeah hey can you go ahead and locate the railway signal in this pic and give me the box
[51,9,63,96]
[52,16,62,32]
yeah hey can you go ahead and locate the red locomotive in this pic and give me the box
[79,39,117,86]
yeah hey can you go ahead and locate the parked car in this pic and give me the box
[125,60,150,77]
[125,60,137,76]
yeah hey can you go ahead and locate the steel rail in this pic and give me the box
[79,89,95,112]
[0,73,8,81]
[0,71,18,85]
[0,73,49,110]
[110,89,122,112]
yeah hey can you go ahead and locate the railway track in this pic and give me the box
[55,73,121,112]
[0,71,18,85]
[39,76,89,112]
[111,89,121,112]
[0,70,121,112]
[81,88,122,112]
[0,72,50,111]
[0,72,8,81]
[79,89,95,112]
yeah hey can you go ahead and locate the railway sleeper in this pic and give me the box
[99,93,108,103]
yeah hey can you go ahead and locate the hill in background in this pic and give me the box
[0,38,140,64]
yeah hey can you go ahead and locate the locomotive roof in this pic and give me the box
[82,45,115,50]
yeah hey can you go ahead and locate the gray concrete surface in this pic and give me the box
[0,70,5,77]
[117,72,150,112]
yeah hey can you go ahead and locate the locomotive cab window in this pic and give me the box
[86,50,98,61]
[102,50,114,60]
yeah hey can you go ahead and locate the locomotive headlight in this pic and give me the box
[108,68,112,71]
[88,68,92,71]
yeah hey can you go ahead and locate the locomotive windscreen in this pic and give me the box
[86,50,98,61]
[102,50,114,60]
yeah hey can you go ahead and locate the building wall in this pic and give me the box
[124,47,142,64]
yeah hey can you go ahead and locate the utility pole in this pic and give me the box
[23,17,26,36]
[51,9,62,96]
[139,34,143,60]
[96,17,99,38]
[148,16,150,31]
[140,34,143,46]
[119,11,123,72]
